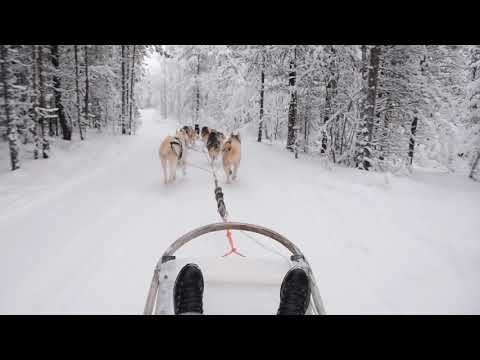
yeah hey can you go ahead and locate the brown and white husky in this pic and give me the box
[201,126,211,145]
[222,134,241,183]
[158,128,188,184]
[206,130,226,163]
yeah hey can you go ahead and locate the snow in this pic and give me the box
[1,108,479,314]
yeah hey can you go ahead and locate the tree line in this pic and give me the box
[147,45,480,180]
[0,45,155,171]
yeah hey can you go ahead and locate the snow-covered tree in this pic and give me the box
[0,45,20,170]
[0,45,152,171]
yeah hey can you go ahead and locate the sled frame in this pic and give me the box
[143,222,326,315]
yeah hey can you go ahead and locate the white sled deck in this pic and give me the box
[144,222,326,315]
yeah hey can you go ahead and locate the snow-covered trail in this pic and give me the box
[1,108,480,314]
[0,109,223,314]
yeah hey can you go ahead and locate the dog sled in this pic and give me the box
[148,127,326,314]
[143,221,327,315]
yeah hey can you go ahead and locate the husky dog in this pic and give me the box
[222,134,241,183]
[201,126,211,144]
[182,125,197,146]
[206,130,224,163]
[216,131,226,144]
[158,128,188,184]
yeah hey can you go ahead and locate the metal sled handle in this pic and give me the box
[144,222,326,315]
[161,222,303,259]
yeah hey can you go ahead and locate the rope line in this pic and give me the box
[185,161,215,175]
[188,140,284,260]
[194,141,243,257]
[238,230,289,260]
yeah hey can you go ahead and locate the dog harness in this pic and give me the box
[223,140,232,152]
[170,137,183,160]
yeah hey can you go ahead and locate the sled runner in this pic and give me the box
[143,222,326,315]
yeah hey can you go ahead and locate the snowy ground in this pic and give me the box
[1,108,479,314]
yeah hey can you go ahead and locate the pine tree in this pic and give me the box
[121,45,126,134]
[84,45,90,129]
[1,45,20,170]
[321,45,338,154]
[50,45,71,140]
[362,45,381,170]
[469,149,480,180]
[129,45,136,135]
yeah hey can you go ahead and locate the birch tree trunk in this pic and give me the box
[37,46,49,158]
[408,116,418,165]
[74,45,84,140]
[257,48,265,142]
[195,54,200,124]
[129,45,136,135]
[286,47,297,152]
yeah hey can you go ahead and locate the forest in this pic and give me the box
[0,45,156,168]
[2,45,480,179]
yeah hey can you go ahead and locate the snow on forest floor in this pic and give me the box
[0,108,479,314]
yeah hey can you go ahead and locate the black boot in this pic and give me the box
[173,263,204,314]
[277,268,311,315]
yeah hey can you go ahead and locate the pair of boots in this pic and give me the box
[174,264,311,315]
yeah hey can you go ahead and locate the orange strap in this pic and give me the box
[222,229,245,257]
